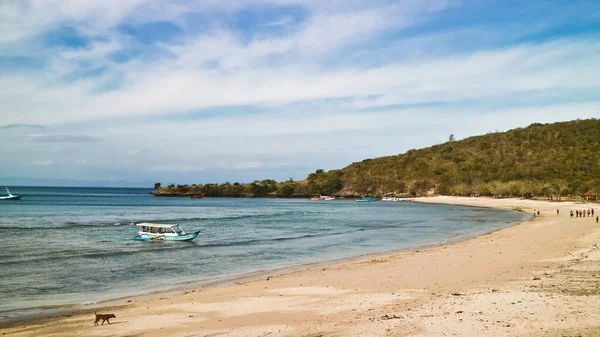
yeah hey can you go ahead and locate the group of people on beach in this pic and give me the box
[536,208,599,223]
[569,208,598,223]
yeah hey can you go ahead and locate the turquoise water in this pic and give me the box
[0,187,526,322]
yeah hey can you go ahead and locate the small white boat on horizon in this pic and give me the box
[0,187,22,201]
[382,197,403,202]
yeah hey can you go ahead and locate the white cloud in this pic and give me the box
[2,34,599,126]
[0,0,150,43]
[33,160,55,166]
[264,15,294,27]
[1,0,600,183]
[95,101,599,143]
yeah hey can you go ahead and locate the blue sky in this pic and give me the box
[1,0,600,187]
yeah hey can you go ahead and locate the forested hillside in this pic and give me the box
[339,119,600,197]
[154,119,600,198]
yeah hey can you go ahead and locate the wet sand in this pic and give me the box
[2,197,600,336]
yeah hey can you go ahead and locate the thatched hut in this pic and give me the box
[583,190,597,201]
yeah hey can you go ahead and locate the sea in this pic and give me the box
[0,186,527,323]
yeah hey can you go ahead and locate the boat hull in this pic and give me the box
[134,232,200,242]
[0,195,22,200]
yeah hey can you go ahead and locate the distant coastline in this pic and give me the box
[150,119,600,201]
[149,186,411,199]
[149,191,205,198]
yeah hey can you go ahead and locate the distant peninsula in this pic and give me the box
[152,119,600,199]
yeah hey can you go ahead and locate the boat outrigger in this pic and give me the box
[134,223,200,242]
[0,187,22,201]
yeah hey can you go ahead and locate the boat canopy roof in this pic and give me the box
[136,222,179,228]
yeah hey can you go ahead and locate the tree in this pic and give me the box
[553,179,569,200]
[154,182,161,190]
[279,182,296,196]
[249,181,265,196]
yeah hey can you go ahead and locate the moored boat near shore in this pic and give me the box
[311,195,335,200]
[355,196,377,202]
[134,223,200,242]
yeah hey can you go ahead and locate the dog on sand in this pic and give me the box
[94,311,116,326]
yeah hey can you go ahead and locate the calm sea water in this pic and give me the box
[0,187,526,322]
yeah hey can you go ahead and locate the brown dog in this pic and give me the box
[94,311,116,326]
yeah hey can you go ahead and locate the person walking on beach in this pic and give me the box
[537,210,540,217]
[557,209,560,216]
[597,216,599,223]
[570,210,574,218]
[533,209,536,218]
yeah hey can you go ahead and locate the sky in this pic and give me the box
[1,0,600,187]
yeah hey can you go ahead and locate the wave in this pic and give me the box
[143,210,315,223]
[0,245,200,265]
[0,222,137,230]
[194,231,356,248]
[0,220,432,265]
[0,230,353,265]
[0,210,319,230]
[350,219,427,230]
[446,217,494,223]
[62,221,137,228]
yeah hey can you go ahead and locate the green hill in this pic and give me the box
[154,119,600,198]
[338,118,600,198]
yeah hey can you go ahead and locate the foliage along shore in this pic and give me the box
[153,119,600,199]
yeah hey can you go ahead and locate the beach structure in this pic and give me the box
[583,191,597,201]
[134,223,200,241]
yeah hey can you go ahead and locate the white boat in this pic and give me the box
[310,195,335,200]
[0,187,22,200]
[134,223,200,242]
[382,197,403,202]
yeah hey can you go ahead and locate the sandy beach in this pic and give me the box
[2,197,600,337]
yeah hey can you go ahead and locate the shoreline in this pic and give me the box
[3,197,599,336]
[0,202,527,327]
